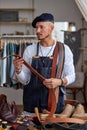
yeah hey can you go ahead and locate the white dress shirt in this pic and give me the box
[16,41,75,85]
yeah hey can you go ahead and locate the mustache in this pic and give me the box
[36,33,41,36]
[37,33,49,40]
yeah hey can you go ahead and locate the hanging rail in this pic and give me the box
[0,35,37,39]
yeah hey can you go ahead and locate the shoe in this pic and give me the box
[41,109,55,119]
[56,104,75,118]
[72,104,85,116]
[72,104,87,120]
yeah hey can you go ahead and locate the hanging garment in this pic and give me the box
[1,41,7,85]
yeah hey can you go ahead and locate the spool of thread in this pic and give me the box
[2,121,7,129]
[11,124,19,130]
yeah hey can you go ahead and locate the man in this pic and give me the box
[13,13,75,113]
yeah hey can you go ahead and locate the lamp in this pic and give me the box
[68,22,76,32]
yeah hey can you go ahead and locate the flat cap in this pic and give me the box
[32,13,54,28]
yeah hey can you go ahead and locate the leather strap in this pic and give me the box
[55,42,65,103]
[51,42,59,79]
[45,116,86,124]
[54,42,65,104]
[47,42,59,119]
[56,42,65,79]
[47,42,65,117]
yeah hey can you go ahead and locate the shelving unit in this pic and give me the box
[0,8,34,11]
[0,8,35,24]
[0,0,35,35]
[0,22,32,25]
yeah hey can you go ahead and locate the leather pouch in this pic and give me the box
[0,94,19,123]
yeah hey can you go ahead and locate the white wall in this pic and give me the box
[0,0,87,104]
[0,87,23,104]
[34,0,84,29]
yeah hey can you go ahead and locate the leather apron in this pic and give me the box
[23,43,65,113]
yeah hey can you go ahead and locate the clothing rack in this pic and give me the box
[0,35,39,87]
[0,35,38,42]
[0,35,38,88]
[0,35,38,50]
[0,35,37,39]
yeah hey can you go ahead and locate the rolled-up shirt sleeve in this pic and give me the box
[16,68,31,85]
[63,44,75,85]
[15,44,37,84]
[15,46,33,85]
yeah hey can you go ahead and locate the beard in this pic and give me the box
[37,34,49,40]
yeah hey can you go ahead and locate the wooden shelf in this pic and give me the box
[0,22,32,25]
[0,8,35,11]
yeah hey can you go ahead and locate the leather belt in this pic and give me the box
[45,116,85,124]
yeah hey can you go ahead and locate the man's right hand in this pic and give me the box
[13,57,24,74]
